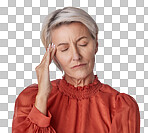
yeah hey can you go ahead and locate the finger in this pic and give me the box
[40,45,50,64]
[51,45,56,59]
[40,51,48,64]
[37,50,49,69]
[35,45,52,82]
[46,43,52,51]
[49,43,56,64]
[42,44,51,60]
[48,43,56,57]
[45,44,54,66]
[38,43,54,69]
[41,43,52,64]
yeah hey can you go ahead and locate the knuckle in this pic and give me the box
[35,67,40,72]
[35,67,38,70]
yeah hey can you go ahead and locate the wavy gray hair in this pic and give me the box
[41,6,99,73]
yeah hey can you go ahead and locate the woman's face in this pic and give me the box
[51,22,98,79]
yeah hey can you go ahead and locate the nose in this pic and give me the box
[72,46,81,61]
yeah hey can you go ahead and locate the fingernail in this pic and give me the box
[48,43,51,48]
[53,44,55,48]
[52,43,54,47]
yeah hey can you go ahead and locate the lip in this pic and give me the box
[72,63,87,69]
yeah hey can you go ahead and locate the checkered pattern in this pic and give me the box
[0,0,148,132]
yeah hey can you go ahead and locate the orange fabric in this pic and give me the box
[12,75,140,133]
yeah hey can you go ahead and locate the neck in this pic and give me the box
[64,72,95,87]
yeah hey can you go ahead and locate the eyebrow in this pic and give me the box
[57,36,87,47]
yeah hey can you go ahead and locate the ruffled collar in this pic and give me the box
[59,74,102,100]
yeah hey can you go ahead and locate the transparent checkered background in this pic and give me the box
[0,0,148,132]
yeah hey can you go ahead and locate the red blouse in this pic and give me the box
[12,75,140,133]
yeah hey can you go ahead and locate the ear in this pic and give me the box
[95,34,98,54]
[95,41,98,54]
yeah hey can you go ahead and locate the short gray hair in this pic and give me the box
[41,6,99,73]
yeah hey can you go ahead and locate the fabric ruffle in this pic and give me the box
[59,74,103,99]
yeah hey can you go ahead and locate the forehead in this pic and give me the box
[51,22,91,41]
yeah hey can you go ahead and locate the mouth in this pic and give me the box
[72,63,87,69]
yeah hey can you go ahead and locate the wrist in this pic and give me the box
[35,95,48,116]
[37,89,51,98]
[37,85,52,97]
[36,93,49,102]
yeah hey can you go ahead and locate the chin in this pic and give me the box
[70,70,92,79]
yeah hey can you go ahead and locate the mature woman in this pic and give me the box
[12,7,140,133]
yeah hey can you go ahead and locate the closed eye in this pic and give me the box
[61,44,87,52]
[61,48,68,52]
[79,44,87,46]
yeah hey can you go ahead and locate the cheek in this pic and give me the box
[85,49,96,65]
[56,53,69,66]
[83,47,95,59]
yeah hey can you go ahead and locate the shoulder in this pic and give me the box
[113,92,140,123]
[16,79,61,105]
[115,92,139,110]
[15,83,38,106]
[99,83,139,109]
[19,83,38,96]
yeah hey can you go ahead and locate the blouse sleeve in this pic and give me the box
[110,93,140,133]
[12,85,56,133]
